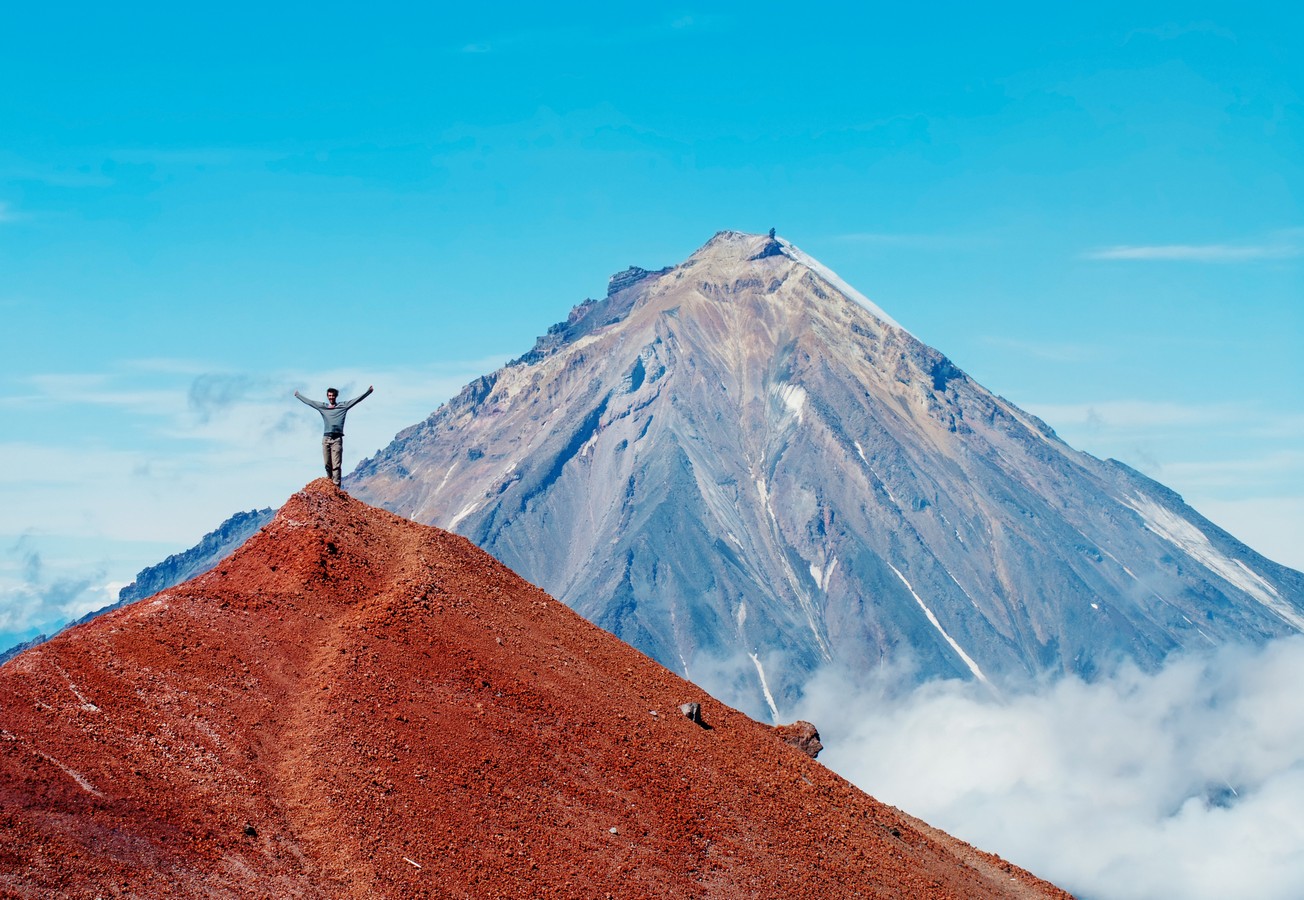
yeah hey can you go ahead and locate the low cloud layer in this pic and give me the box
[0,536,108,638]
[794,638,1304,900]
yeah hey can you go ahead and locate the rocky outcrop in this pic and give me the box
[749,228,786,260]
[775,721,824,759]
[0,481,1070,899]
[607,265,654,295]
[679,701,706,726]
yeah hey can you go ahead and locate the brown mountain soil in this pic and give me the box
[0,480,1072,899]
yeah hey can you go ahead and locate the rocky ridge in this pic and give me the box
[0,480,1069,899]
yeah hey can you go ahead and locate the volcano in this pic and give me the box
[0,480,1069,898]
[348,231,1304,713]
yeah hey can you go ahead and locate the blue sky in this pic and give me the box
[2,3,1301,648]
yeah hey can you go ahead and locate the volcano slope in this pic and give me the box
[350,230,1304,712]
[0,481,1070,899]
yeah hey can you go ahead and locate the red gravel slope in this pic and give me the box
[0,480,1072,899]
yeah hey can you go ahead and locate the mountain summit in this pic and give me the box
[0,480,1069,898]
[352,230,1304,713]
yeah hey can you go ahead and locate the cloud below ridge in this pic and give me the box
[0,536,109,635]
[794,637,1304,900]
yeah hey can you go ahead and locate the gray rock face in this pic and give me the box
[0,635,49,667]
[116,507,275,606]
[347,231,1304,715]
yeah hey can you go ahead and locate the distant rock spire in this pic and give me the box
[607,266,649,296]
[751,228,786,260]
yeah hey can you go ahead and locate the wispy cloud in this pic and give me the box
[1027,399,1257,431]
[1194,496,1304,570]
[0,443,150,487]
[1159,453,1304,521]
[1022,399,1304,567]
[1084,231,1303,262]
[0,355,506,539]
[0,201,18,223]
[0,535,109,634]
[187,373,281,424]
[12,373,178,410]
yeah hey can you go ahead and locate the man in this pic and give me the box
[294,385,373,487]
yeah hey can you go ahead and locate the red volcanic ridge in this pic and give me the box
[0,480,1071,899]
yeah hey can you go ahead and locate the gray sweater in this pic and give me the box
[295,387,372,435]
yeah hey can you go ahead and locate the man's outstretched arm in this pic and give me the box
[340,385,374,409]
[294,390,325,409]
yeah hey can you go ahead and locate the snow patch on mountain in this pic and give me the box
[448,501,481,531]
[755,477,779,528]
[435,461,458,494]
[777,383,807,424]
[810,556,839,592]
[890,564,989,684]
[778,238,904,331]
[1124,492,1304,631]
[749,652,781,722]
[946,570,979,610]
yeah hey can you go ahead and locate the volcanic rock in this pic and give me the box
[0,480,1069,899]
[775,720,824,759]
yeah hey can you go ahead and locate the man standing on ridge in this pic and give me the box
[294,385,373,487]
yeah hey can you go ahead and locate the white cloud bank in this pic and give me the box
[795,638,1304,900]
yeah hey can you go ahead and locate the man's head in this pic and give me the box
[326,388,339,405]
